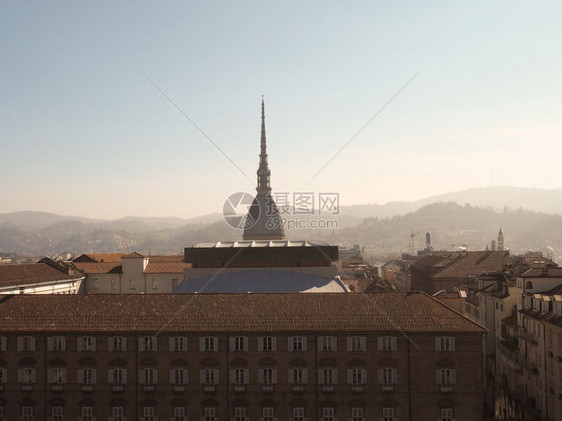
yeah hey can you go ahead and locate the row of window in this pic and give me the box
[91,278,179,291]
[0,367,457,392]
[0,405,456,421]
[0,335,456,352]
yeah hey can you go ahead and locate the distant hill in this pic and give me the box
[341,186,562,219]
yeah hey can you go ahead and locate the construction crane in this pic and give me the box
[409,231,419,256]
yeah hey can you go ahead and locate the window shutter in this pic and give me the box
[48,368,53,383]
[392,369,398,384]
[302,369,308,384]
[153,369,157,384]
[451,369,456,384]
[230,337,236,351]
[170,369,175,384]
[213,337,218,351]
[318,369,324,384]
[199,337,205,351]
[17,337,23,351]
[108,337,114,352]
[317,337,323,350]
[436,369,441,384]
[272,337,277,351]
[450,337,456,351]
[347,337,352,351]
[138,338,145,351]
[435,337,441,351]
[200,369,205,384]
[243,337,249,351]
[18,368,23,383]
[230,369,235,383]
[139,369,145,384]
[361,368,367,384]
[377,337,383,350]
[108,369,114,384]
[360,336,366,351]
[153,338,158,352]
[122,337,127,351]
[302,337,307,351]
[62,369,67,383]
[47,337,53,351]
[214,368,219,383]
[31,369,36,383]
[258,369,264,384]
[61,337,66,351]
[0,337,5,351]
[288,369,294,384]
[378,369,383,384]
[123,369,127,384]
[30,337,36,351]
[183,337,188,351]
[91,337,96,351]
[78,369,84,384]
[1,368,7,382]
[92,369,97,384]
[272,369,278,384]
[183,368,188,384]
[391,337,397,351]
[288,337,294,351]
[333,368,338,383]
[331,337,337,351]
[77,337,83,352]
[258,337,264,351]
[347,369,352,384]
[244,368,249,384]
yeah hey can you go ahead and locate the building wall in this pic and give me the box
[0,331,483,420]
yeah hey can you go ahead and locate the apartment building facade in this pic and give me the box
[0,292,485,420]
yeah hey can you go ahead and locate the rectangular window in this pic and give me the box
[141,368,157,385]
[109,336,127,352]
[348,335,367,351]
[201,368,219,391]
[231,336,247,351]
[319,336,337,351]
[204,407,216,421]
[351,407,364,421]
[19,368,36,385]
[51,407,64,421]
[259,336,275,351]
[290,336,306,351]
[111,279,118,290]
[379,368,397,390]
[109,368,127,387]
[234,407,246,421]
[435,336,455,352]
[171,368,188,386]
[349,368,366,391]
[201,336,218,351]
[0,368,7,385]
[21,407,34,420]
[290,368,307,390]
[140,336,157,351]
[112,407,125,421]
[382,407,395,421]
[48,367,66,385]
[440,408,453,421]
[143,407,155,421]
[437,368,456,391]
[0,336,5,351]
[172,407,185,421]
[78,336,96,351]
[79,368,97,387]
[322,407,335,421]
[48,336,66,351]
[259,367,276,391]
[170,336,188,352]
[18,336,36,351]
[319,368,337,391]
[293,407,305,421]
[377,336,397,351]
[151,279,158,290]
[81,407,94,421]
[262,407,275,421]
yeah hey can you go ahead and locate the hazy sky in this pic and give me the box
[1,1,561,219]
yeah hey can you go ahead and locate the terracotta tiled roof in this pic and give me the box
[123,252,147,258]
[71,262,122,274]
[521,267,562,278]
[73,253,125,263]
[0,263,83,287]
[144,255,191,274]
[431,251,511,280]
[0,292,486,333]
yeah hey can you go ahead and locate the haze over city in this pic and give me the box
[1,1,561,219]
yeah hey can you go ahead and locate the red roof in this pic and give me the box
[0,263,83,288]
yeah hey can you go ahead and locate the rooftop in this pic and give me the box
[0,292,486,334]
[0,261,83,288]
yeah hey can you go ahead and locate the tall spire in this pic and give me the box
[257,96,271,193]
